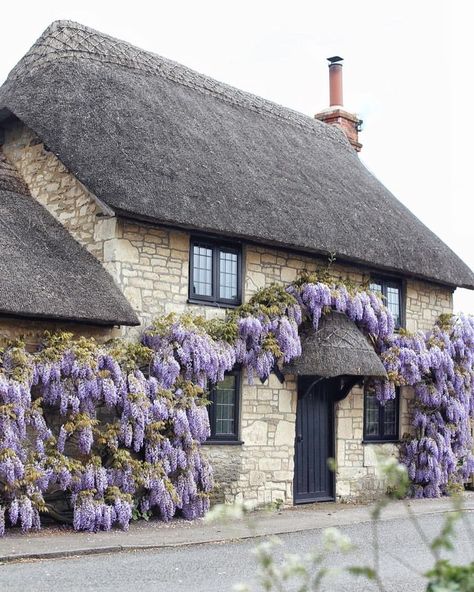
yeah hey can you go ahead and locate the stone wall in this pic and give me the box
[1,120,456,505]
[203,372,297,505]
[335,385,414,500]
[1,122,109,263]
[406,279,453,333]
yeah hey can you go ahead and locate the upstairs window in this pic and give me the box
[364,386,400,442]
[189,239,241,306]
[207,371,241,442]
[370,277,404,329]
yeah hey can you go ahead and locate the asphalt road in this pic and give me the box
[1,512,473,592]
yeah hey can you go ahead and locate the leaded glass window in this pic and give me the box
[219,250,238,301]
[207,371,240,441]
[190,239,241,305]
[192,245,213,297]
[370,277,404,329]
[363,386,399,442]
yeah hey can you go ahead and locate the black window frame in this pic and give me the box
[363,386,400,443]
[369,275,405,330]
[189,237,242,306]
[206,369,241,443]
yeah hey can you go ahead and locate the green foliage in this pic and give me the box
[0,338,32,382]
[238,284,297,318]
[426,561,474,592]
[219,459,474,592]
[346,565,377,580]
[436,313,456,333]
[205,317,239,343]
[272,498,284,511]
[108,340,154,374]
[38,332,98,367]
[132,504,152,522]
[292,270,326,288]
[177,379,208,405]
[62,412,99,439]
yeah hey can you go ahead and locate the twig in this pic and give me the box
[371,517,387,592]
[384,549,425,578]
[459,508,474,558]
[403,500,439,562]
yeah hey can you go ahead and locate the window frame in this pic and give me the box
[206,369,242,443]
[369,275,406,330]
[363,386,400,443]
[189,237,242,306]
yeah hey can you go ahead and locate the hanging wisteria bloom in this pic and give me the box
[1,278,473,537]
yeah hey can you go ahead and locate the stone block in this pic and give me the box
[278,392,292,413]
[273,471,291,481]
[260,253,277,264]
[274,420,295,446]
[281,267,297,283]
[271,490,286,502]
[104,238,139,263]
[336,479,351,498]
[169,233,189,251]
[337,417,353,440]
[246,250,261,265]
[363,443,397,467]
[123,286,142,310]
[249,471,266,486]
[259,457,282,472]
[247,271,266,290]
[242,420,268,445]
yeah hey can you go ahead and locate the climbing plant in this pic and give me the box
[0,333,213,534]
[382,314,474,496]
[0,273,473,535]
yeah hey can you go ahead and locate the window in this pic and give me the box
[370,277,404,329]
[363,386,400,442]
[207,371,240,442]
[189,239,241,305]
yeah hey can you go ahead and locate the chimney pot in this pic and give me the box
[327,56,344,107]
[314,56,362,152]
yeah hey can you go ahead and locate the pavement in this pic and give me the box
[1,493,473,564]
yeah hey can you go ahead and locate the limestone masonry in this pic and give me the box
[1,121,454,504]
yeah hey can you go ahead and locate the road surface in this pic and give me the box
[1,511,473,591]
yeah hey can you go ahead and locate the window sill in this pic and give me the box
[187,298,240,309]
[203,440,244,446]
[362,439,400,445]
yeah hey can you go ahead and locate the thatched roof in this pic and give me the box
[0,151,139,326]
[0,21,473,289]
[284,311,387,378]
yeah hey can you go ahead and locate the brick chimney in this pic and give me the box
[315,57,363,152]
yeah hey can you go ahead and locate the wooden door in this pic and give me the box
[294,377,335,503]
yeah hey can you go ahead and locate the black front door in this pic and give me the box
[294,377,335,503]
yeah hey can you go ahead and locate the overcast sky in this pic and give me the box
[1,1,472,312]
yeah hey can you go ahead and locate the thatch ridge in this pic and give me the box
[5,21,348,147]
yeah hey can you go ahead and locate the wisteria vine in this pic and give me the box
[382,315,474,496]
[0,334,213,535]
[1,274,473,535]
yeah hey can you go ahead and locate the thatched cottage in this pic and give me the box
[0,21,473,505]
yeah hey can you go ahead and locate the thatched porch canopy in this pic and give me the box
[284,311,387,378]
